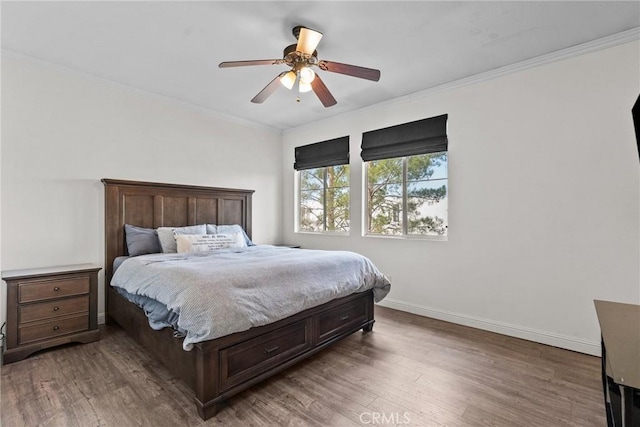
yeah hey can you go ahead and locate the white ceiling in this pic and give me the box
[2,1,639,130]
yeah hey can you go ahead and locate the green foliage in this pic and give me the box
[367,153,447,236]
[299,165,350,232]
[299,152,447,236]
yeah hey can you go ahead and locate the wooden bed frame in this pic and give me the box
[102,179,375,420]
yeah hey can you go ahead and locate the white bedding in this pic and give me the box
[111,245,391,350]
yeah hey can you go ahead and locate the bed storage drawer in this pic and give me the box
[316,296,368,344]
[219,318,312,391]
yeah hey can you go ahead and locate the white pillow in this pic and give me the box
[157,225,207,253]
[176,233,246,253]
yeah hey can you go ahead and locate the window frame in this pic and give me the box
[296,164,350,235]
[363,152,448,240]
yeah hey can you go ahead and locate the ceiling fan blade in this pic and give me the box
[296,27,323,55]
[251,72,286,104]
[219,59,283,68]
[311,74,337,108]
[318,60,381,81]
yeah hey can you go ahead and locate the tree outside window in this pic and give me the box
[299,165,350,232]
[366,152,447,236]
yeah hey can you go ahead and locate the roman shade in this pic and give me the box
[360,114,448,161]
[632,94,639,162]
[294,136,350,170]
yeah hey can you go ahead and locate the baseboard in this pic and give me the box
[99,302,601,355]
[376,298,601,356]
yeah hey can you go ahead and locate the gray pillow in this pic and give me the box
[124,224,162,256]
[157,224,207,253]
[216,224,254,246]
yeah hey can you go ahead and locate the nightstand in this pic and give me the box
[2,264,101,364]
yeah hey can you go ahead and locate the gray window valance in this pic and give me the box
[360,114,448,161]
[294,136,350,171]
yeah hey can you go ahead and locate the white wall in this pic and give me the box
[282,40,640,355]
[2,40,638,356]
[1,56,283,324]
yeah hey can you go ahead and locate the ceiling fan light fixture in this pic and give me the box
[280,70,296,89]
[298,81,313,93]
[299,67,316,84]
[296,27,323,56]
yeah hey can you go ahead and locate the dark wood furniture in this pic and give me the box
[594,300,640,427]
[102,179,375,420]
[2,264,101,364]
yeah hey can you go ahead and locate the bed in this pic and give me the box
[102,179,386,420]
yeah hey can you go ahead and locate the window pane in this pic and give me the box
[299,167,324,232]
[407,153,448,236]
[366,153,448,237]
[298,165,350,233]
[325,165,350,232]
[407,180,447,235]
[412,152,447,180]
[299,188,324,231]
[326,186,349,231]
[369,185,402,235]
[407,152,447,181]
[367,158,403,235]
[368,158,403,185]
[300,168,324,191]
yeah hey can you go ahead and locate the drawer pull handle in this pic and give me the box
[340,315,350,321]
[53,326,59,331]
[264,345,280,354]
[53,287,60,292]
[53,306,60,311]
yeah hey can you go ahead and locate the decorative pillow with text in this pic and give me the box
[175,233,246,253]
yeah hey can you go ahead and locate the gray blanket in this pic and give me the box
[111,245,391,350]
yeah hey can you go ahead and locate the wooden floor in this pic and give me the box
[1,306,605,426]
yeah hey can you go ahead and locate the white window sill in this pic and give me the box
[363,233,448,242]
[294,230,350,237]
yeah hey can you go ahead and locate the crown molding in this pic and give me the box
[285,27,640,135]
[3,26,638,136]
[1,49,282,134]
[395,27,640,103]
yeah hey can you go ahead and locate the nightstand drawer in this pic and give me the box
[19,315,89,345]
[19,295,89,324]
[19,277,90,303]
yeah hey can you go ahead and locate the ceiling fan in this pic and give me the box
[219,26,381,107]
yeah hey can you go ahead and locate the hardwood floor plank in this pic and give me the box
[1,306,607,426]
[462,403,536,427]
[282,370,375,425]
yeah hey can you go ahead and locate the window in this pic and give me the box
[362,114,448,238]
[366,153,447,236]
[299,165,350,232]
[295,136,350,233]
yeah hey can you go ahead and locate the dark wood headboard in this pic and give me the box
[102,179,254,286]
